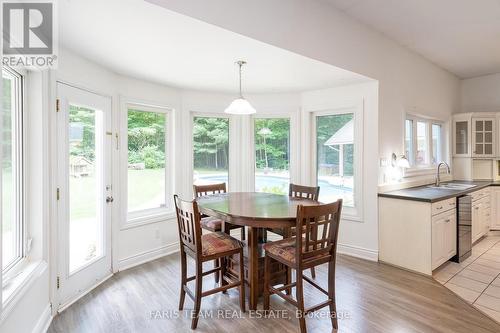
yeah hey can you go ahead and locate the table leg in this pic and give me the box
[248,226,259,310]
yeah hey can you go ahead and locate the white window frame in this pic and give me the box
[121,101,174,230]
[311,105,363,221]
[2,66,26,276]
[251,114,293,193]
[404,114,445,177]
[191,112,231,191]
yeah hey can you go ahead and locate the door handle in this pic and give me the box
[106,196,114,203]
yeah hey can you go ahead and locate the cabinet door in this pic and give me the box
[483,207,491,234]
[445,212,457,259]
[453,119,470,157]
[472,202,482,243]
[491,188,500,230]
[472,118,495,157]
[432,215,447,270]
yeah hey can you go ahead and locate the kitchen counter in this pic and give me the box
[378,180,497,203]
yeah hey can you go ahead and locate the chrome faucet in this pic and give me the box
[436,162,451,186]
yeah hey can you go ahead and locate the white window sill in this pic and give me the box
[122,210,176,230]
[1,260,47,324]
[403,165,450,178]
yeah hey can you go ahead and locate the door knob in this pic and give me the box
[106,196,114,203]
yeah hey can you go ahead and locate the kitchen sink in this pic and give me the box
[426,183,477,190]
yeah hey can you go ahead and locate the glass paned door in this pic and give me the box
[56,83,112,309]
[68,105,103,273]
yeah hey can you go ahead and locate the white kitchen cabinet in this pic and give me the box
[431,209,457,270]
[491,187,500,230]
[472,188,491,243]
[379,196,457,275]
[472,117,495,157]
[472,201,483,243]
[453,114,471,157]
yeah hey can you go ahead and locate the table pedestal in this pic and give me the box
[225,227,288,310]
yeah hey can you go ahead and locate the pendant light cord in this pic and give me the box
[236,60,246,98]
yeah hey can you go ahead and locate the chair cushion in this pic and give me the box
[200,216,223,231]
[264,238,324,264]
[264,238,297,263]
[202,232,242,257]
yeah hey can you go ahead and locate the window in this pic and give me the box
[315,113,355,207]
[254,118,290,194]
[405,115,444,168]
[127,106,168,216]
[2,67,24,272]
[416,121,428,165]
[405,119,414,165]
[193,116,229,186]
[432,124,442,164]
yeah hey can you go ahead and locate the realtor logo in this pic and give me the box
[2,0,58,68]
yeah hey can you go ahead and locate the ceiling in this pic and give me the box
[58,0,370,94]
[323,0,500,78]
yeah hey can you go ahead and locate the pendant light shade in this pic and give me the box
[225,61,256,115]
[224,97,256,115]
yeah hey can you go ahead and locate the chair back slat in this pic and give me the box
[295,200,342,265]
[289,183,320,201]
[174,195,202,255]
[193,183,227,198]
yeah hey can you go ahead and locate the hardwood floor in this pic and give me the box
[49,253,500,333]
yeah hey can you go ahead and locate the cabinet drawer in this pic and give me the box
[471,189,490,202]
[432,198,456,216]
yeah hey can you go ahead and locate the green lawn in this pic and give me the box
[70,168,166,220]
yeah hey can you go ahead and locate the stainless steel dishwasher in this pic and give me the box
[452,194,472,262]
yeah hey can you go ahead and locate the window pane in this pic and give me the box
[254,118,290,194]
[416,121,428,165]
[2,73,20,270]
[193,117,229,186]
[432,124,442,164]
[405,119,414,165]
[69,105,104,272]
[127,109,166,213]
[316,114,354,207]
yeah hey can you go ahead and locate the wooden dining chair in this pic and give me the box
[193,183,246,241]
[289,183,320,201]
[174,195,245,330]
[263,199,342,333]
[269,183,321,278]
[194,183,246,284]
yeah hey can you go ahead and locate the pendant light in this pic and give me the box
[224,60,256,115]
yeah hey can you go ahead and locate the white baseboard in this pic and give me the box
[32,304,53,333]
[118,242,179,272]
[337,243,378,262]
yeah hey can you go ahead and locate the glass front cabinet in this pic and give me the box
[453,114,498,158]
[472,117,495,157]
[453,114,471,157]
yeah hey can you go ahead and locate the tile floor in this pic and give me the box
[433,231,500,323]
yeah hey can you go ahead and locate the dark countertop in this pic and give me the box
[378,180,500,203]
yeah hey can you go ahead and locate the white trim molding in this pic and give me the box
[32,304,53,333]
[0,261,48,324]
[117,242,179,272]
[337,243,378,262]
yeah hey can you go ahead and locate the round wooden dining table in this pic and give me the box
[196,192,321,310]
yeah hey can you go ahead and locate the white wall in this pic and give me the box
[148,0,461,185]
[461,73,500,113]
[301,82,379,258]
